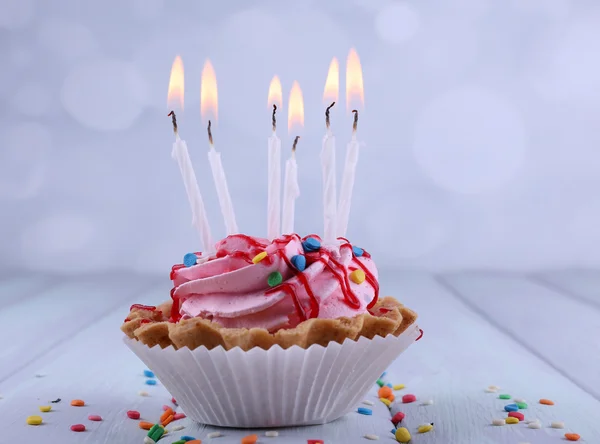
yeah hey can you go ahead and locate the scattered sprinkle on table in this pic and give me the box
[173,412,186,420]
[380,371,387,378]
[506,417,519,424]
[565,433,581,441]
[171,425,185,431]
[362,400,374,406]
[489,385,500,390]
[516,401,528,409]
[70,424,86,432]
[147,424,165,442]
[364,434,379,440]
[402,394,416,403]
[508,411,524,421]
[417,423,433,433]
[51,398,61,403]
[485,388,497,393]
[391,411,405,424]
[498,394,511,399]
[145,379,157,385]
[492,418,505,426]
[241,434,258,444]
[551,421,565,429]
[540,398,555,405]
[143,369,155,378]
[180,436,196,441]
[265,431,278,437]
[88,414,102,421]
[39,405,51,412]
[139,421,154,430]
[172,397,178,405]
[395,427,411,443]
[528,422,542,429]
[393,384,405,390]
[526,418,540,424]
[186,441,201,444]
[357,407,373,415]
[378,386,393,398]
[376,379,384,387]
[138,390,149,396]
[421,399,434,405]
[380,397,391,407]
[504,404,518,412]
[207,431,222,438]
[513,397,526,403]
[307,440,324,444]
[127,410,141,420]
[70,399,85,406]
[143,437,155,444]
[26,415,43,425]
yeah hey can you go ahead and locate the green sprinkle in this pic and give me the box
[267,271,283,287]
[147,424,164,442]
[516,402,528,409]
[376,379,385,387]
[172,441,186,444]
[498,394,511,399]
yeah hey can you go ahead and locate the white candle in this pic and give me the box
[320,129,337,242]
[207,122,238,235]
[267,127,282,239]
[282,138,300,234]
[170,126,214,253]
[337,125,359,238]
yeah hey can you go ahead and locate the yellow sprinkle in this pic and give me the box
[350,269,366,284]
[252,251,268,264]
[26,415,43,425]
[393,384,405,390]
[39,406,51,412]
[506,417,519,424]
[379,397,391,406]
[418,423,434,433]
[395,427,411,443]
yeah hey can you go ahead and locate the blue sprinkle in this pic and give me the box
[183,253,197,267]
[386,383,393,388]
[302,237,321,252]
[145,379,157,386]
[143,369,155,378]
[357,407,373,415]
[380,371,387,378]
[504,404,519,412]
[180,437,196,442]
[290,254,306,271]
[391,428,396,434]
[352,246,364,257]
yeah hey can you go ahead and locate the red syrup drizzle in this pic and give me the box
[416,328,424,341]
[130,304,156,312]
[140,319,151,324]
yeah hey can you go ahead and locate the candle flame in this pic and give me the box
[200,59,218,123]
[267,75,283,109]
[323,57,339,104]
[167,55,184,111]
[287,80,304,134]
[346,48,364,113]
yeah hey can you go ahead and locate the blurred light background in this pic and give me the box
[1,0,599,274]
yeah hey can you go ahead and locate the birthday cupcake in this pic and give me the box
[122,233,420,428]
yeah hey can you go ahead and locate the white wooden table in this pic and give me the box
[1,271,599,443]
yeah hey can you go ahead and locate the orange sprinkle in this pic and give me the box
[138,421,154,430]
[187,441,201,444]
[161,414,174,426]
[565,433,580,441]
[241,434,258,444]
[160,408,174,423]
[388,393,395,402]
[70,399,85,407]
[539,398,555,405]
[378,386,393,399]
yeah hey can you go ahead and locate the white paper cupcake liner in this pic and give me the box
[124,323,420,428]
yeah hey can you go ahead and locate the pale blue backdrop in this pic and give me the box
[1,0,599,274]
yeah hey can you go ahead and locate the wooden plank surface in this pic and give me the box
[536,269,600,309]
[439,272,600,401]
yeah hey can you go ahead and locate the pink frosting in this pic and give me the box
[170,234,379,332]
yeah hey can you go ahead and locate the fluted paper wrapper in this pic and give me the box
[124,323,420,428]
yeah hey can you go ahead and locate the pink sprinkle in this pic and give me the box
[171,397,178,405]
[391,411,405,425]
[173,413,186,420]
[88,415,102,421]
[162,405,171,411]
[70,424,86,432]
[402,394,417,403]
[126,410,140,420]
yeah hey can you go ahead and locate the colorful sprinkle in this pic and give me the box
[302,237,321,252]
[186,441,201,444]
[352,246,364,257]
[173,412,186,420]
[171,397,178,405]
[143,369,155,378]
[376,379,385,387]
[145,379,157,385]
[391,411,405,425]
[378,386,393,398]
[161,414,174,426]
[402,394,416,403]
[143,437,155,444]
[395,427,411,443]
[380,397,391,407]
[498,394,511,399]
[506,417,519,424]
[307,441,324,444]
[357,407,373,415]
[386,383,393,388]
[291,254,306,271]
[88,415,102,421]
[147,424,165,442]
[265,431,279,437]
[39,405,51,412]
[508,411,524,421]
[180,436,196,441]
[207,432,222,438]
[70,424,86,432]
[26,415,43,425]
[267,271,283,287]
[551,421,565,429]
[516,401,528,409]
[528,422,542,429]
[540,398,555,405]
[422,399,434,405]
[252,251,268,264]
[138,390,149,396]
[171,425,185,432]
[393,384,405,390]
[513,397,526,403]
[51,398,61,403]
[350,269,366,284]
[362,400,374,406]
[139,421,154,430]
[183,253,198,267]
[492,418,505,426]
[364,434,379,440]
[565,433,581,441]
[127,410,141,419]
[504,404,519,412]
[171,440,186,444]
[241,434,258,444]
[70,399,85,406]
[418,423,434,433]
[380,371,387,378]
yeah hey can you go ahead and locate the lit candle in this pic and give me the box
[283,81,304,234]
[321,57,339,243]
[267,76,283,239]
[201,59,238,235]
[167,56,214,253]
[337,48,365,238]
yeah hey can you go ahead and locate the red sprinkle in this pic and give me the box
[402,394,417,403]
[70,424,86,432]
[126,410,140,420]
[508,411,524,421]
[415,329,424,341]
[173,412,186,420]
[391,411,405,424]
[87,415,102,421]
[171,397,178,405]
[307,441,324,444]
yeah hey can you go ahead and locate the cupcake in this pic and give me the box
[122,233,420,428]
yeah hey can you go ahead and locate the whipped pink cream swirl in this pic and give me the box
[170,234,379,332]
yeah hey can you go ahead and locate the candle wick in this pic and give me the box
[352,109,358,134]
[272,104,277,133]
[325,102,335,130]
[207,120,214,146]
[292,135,300,153]
[168,110,178,135]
